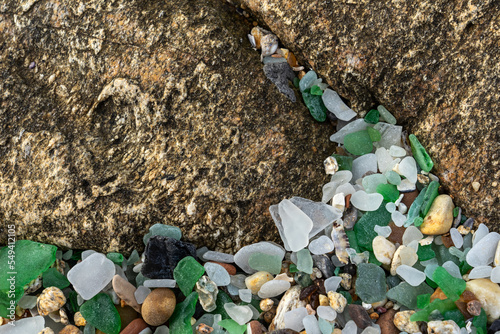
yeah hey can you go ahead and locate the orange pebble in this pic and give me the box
[209,261,237,275]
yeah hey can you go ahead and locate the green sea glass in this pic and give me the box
[376,184,399,202]
[248,252,282,275]
[289,263,298,273]
[417,245,436,261]
[432,267,466,301]
[353,203,391,251]
[296,249,313,274]
[174,256,205,297]
[410,298,457,322]
[473,309,487,334]
[310,85,323,95]
[432,244,460,266]
[356,263,386,303]
[366,127,381,142]
[294,272,313,287]
[143,224,182,245]
[409,134,434,172]
[343,130,373,155]
[417,294,431,309]
[331,154,353,171]
[414,216,424,227]
[385,171,401,185]
[0,240,57,317]
[209,290,232,319]
[405,187,426,227]
[421,181,440,216]
[444,309,465,328]
[302,89,327,122]
[364,109,380,124]
[387,282,433,309]
[453,207,460,217]
[42,267,70,289]
[218,319,247,334]
[293,77,300,88]
[169,291,199,334]
[106,253,124,265]
[319,317,333,334]
[377,105,397,124]
[80,293,121,334]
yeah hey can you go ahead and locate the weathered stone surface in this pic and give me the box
[239,0,499,228]
[0,0,333,253]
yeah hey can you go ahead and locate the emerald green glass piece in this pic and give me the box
[356,263,386,303]
[296,249,313,274]
[345,230,360,253]
[410,298,457,322]
[71,250,83,261]
[459,261,473,275]
[414,216,424,227]
[143,224,182,245]
[302,90,327,122]
[473,309,487,334]
[405,187,426,227]
[294,272,313,287]
[218,319,247,334]
[366,127,382,142]
[338,290,352,304]
[289,263,298,273]
[409,134,434,172]
[417,294,431,309]
[432,267,466,301]
[106,252,124,265]
[376,184,399,202]
[174,256,205,297]
[331,154,353,171]
[387,282,434,309]
[0,240,57,317]
[444,309,465,328]
[334,267,341,276]
[343,130,373,155]
[209,290,232,319]
[377,105,397,125]
[453,207,460,218]
[68,290,80,313]
[127,249,140,265]
[417,245,436,261]
[426,277,438,289]
[421,181,440,216]
[310,85,323,96]
[385,171,401,185]
[42,267,70,289]
[293,77,300,88]
[80,293,121,334]
[364,109,380,124]
[248,252,282,275]
[169,291,199,333]
[353,202,391,251]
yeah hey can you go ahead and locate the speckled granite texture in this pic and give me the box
[0,0,334,253]
[239,0,499,229]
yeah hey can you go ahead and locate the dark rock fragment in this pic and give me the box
[312,254,335,278]
[347,304,373,330]
[263,62,296,102]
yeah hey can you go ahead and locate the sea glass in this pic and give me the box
[364,109,380,124]
[355,263,386,303]
[42,267,70,289]
[303,90,327,122]
[169,291,199,333]
[409,134,434,172]
[174,256,205,296]
[432,266,466,301]
[343,130,373,156]
[80,293,121,334]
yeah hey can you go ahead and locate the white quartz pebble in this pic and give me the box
[468,266,493,279]
[257,280,291,298]
[397,157,418,183]
[67,252,116,300]
[473,223,489,247]
[317,306,337,321]
[490,266,500,283]
[352,154,378,183]
[449,228,463,249]
[234,242,285,274]
[284,307,308,331]
[224,303,253,325]
[309,236,335,255]
[134,286,151,304]
[389,145,407,157]
[396,265,426,286]
[239,289,252,303]
[375,225,392,238]
[402,226,423,245]
[144,279,176,288]
[466,232,500,267]
[322,89,357,121]
[350,190,384,211]
[303,314,322,334]
[204,262,231,286]
[0,316,44,334]
[391,211,407,227]
[324,276,343,292]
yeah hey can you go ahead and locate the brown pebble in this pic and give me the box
[37,287,66,316]
[58,325,81,334]
[249,320,266,334]
[348,304,373,329]
[387,221,406,245]
[141,288,176,326]
[441,233,455,248]
[345,194,352,208]
[112,275,141,313]
[260,298,274,312]
[263,306,277,323]
[120,318,149,334]
[401,190,419,208]
[467,300,482,316]
[196,323,214,334]
[430,288,447,302]
[370,312,380,320]
[376,308,399,334]
[116,304,138,329]
[208,261,236,275]
[298,71,306,80]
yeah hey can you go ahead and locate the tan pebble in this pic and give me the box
[384,300,394,309]
[338,273,352,290]
[59,308,69,325]
[312,267,322,279]
[298,71,306,80]
[38,328,55,334]
[390,245,405,276]
[260,298,274,312]
[271,285,306,330]
[245,271,273,294]
[74,311,86,326]
[141,288,176,326]
[37,287,66,316]
[263,309,276,323]
[471,181,481,192]
[427,320,460,334]
[420,195,454,235]
[328,291,347,313]
[250,26,271,49]
[333,328,342,334]
[419,235,434,245]
[306,304,315,315]
[274,272,294,283]
[26,275,43,294]
[494,240,500,266]
[393,310,420,333]
[319,294,329,306]
[58,325,82,334]
[191,317,196,325]
[370,312,379,320]
[196,323,214,333]
[457,225,471,235]
[465,278,500,322]
[371,298,387,309]
[112,275,141,313]
[260,34,279,57]
[373,236,396,265]
[248,320,265,334]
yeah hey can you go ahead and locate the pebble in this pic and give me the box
[120,318,149,334]
[419,195,454,235]
[245,271,274,294]
[427,320,460,334]
[38,329,54,334]
[272,285,307,330]
[494,240,500,267]
[195,275,218,312]
[248,320,265,334]
[58,325,81,334]
[328,291,347,313]
[393,311,420,333]
[338,273,352,290]
[372,236,396,265]
[112,275,141,312]
[74,312,86,327]
[37,287,66,316]
[258,280,291,298]
[260,298,274,312]
[465,278,500,322]
[141,288,176,326]
[347,304,373,329]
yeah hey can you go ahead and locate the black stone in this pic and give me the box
[263,62,296,102]
[347,304,373,330]
[342,263,357,277]
[141,236,197,279]
[488,319,500,334]
[312,254,335,278]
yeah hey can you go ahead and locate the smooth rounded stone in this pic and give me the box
[258,280,291,298]
[352,154,378,183]
[472,223,489,247]
[330,119,369,144]
[67,252,115,300]
[201,251,234,264]
[342,320,358,334]
[143,279,176,288]
[37,287,67,316]
[245,271,274,294]
[0,316,45,334]
[390,245,405,276]
[393,311,419,334]
[234,241,285,274]
[303,314,322,334]
[495,240,500,267]
[141,288,176,326]
[112,275,141,313]
[238,289,252,303]
[362,174,388,193]
[317,306,337,322]
[278,199,313,251]
[299,70,318,92]
[376,308,399,334]
[442,261,462,279]
[322,89,357,121]
[312,254,335,278]
[309,236,335,255]
[396,265,426,286]
[134,285,151,305]
[397,157,417,184]
[465,278,500,322]
[389,145,406,158]
[420,195,455,235]
[402,226,423,245]
[490,266,500,283]
[224,303,253,326]
[350,190,384,211]
[399,246,418,267]
[204,262,230,286]
[391,211,407,227]
[120,318,149,334]
[468,266,492,279]
[372,236,396,265]
[375,225,392,238]
[449,228,463,249]
[466,232,500,267]
[324,276,343,292]
[427,320,460,334]
[347,304,373,330]
[283,307,308,332]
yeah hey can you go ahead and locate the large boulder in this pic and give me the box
[240,0,499,228]
[0,0,333,253]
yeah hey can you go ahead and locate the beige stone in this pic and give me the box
[420,195,454,235]
[270,285,306,331]
[328,291,347,313]
[494,240,500,266]
[141,288,176,326]
[427,320,460,334]
[74,312,86,327]
[245,271,273,294]
[393,310,419,333]
[58,325,82,334]
[37,287,66,317]
[465,279,500,323]
[112,275,141,313]
[373,236,396,265]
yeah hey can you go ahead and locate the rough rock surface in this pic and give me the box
[0,0,333,253]
[239,0,499,228]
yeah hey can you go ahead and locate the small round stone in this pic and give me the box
[37,287,66,316]
[245,271,273,294]
[372,236,396,265]
[420,195,454,235]
[74,312,86,326]
[260,298,274,312]
[58,325,81,334]
[141,288,176,326]
[427,320,460,334]
[328,291,347,313]
[38,328,55,334]
[393,310,419,333]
